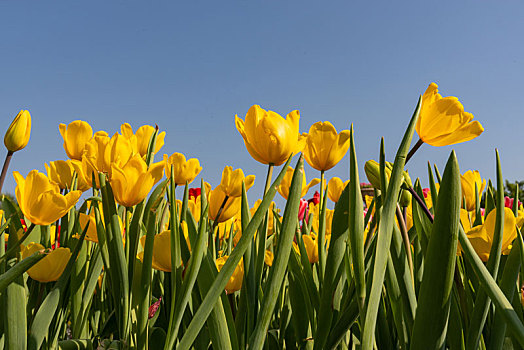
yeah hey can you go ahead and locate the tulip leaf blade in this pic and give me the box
[410,151,461,349]
[248,156,304,350]
[176,155,293,350]
[362,95,421,350]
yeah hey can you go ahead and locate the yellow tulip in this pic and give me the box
[219,166,255,198]
[78,203,124,243]
[22,243,71,282]
[250,199,279,235]
[303,121,350,171]
[416,83,484,147]
[104,133,134,176]
[293,234,319,263]
[264,250,274,266]
[110,154,164,207]
[45,160,91,192]
[309,203,334,236]
[164,152,202,186]
[82,131,111,186]
[217,218,236,241]
[4,110,31,152]
[13,170,81,226]
[235,105,307,166]
[216,255,244,294]
[460,170,485,211]
[460,208,472,232]
[59,120,93,160]
[466,207,517,262]
[120,123,166,157]
[277,166,320,200]
[138,230,172,272]
[208,185,241,223]
[328,177,349,203]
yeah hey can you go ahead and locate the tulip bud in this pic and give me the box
[364,160,390,191]
[4,110,31,152]
[365,159,412,206]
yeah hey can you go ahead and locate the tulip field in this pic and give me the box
[1,83,524,350]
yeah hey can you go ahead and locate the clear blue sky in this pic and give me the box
[1,1,523,207]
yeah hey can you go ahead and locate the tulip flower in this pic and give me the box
[460,170,485,211]
[120,123,166,157]
[208,185,241,223]
[415,83,484,147]
[464,208,517,261]
[216,255,244,294]
[264,250,274,266]
[293,234,319,263]
[4,110,31,153]
[78,203,124,243]
[22,243,71,282]
[110,154,165,207]
[59,120,93,160]
[219,166,255,198]
[235,105,307,166]
[303,121,350,171]
[309,203,334,236]
[45,159,91,192]
[138,230,172,272]
[164,152,202,186]
[13,170,82,226]
[277,166,320,200]
[465,207,517,261]
[328,177,350,203]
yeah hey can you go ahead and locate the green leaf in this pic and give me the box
[0,250,46,293]
[249,156,304,350]
[458,224,524,347]
[361,95,421,350]
[28,221,88,350]
[411,151,461,349]
[466,150,506,350]
[176,156,293,350]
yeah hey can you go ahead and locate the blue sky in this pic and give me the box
[1,1,523,207]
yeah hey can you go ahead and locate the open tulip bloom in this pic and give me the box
[4,84,524,350]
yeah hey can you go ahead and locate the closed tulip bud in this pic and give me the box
[59,120,93,160]
[22,243,71,282]
[277,166,320,200]
[164,152,202,186]
[4,110,31,152]
[219,166,255,198]
[235,105,307,166]
[216,255,244,294]
[14,170,82,226]
[365,160,412,205]
[303,121,351,171]
[364,160,390,191]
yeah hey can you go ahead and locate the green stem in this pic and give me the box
[405,138,424,164]
[0,150,14,195]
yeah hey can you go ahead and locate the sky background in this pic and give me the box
[1,1,523,208]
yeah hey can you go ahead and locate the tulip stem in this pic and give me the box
[396,204,414,282]
[0,223,36,263]
[405,138,424,164]
[406,186,434,223]
[212,195,230,232]
[263,164,274,195]
[0,150,14,195]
